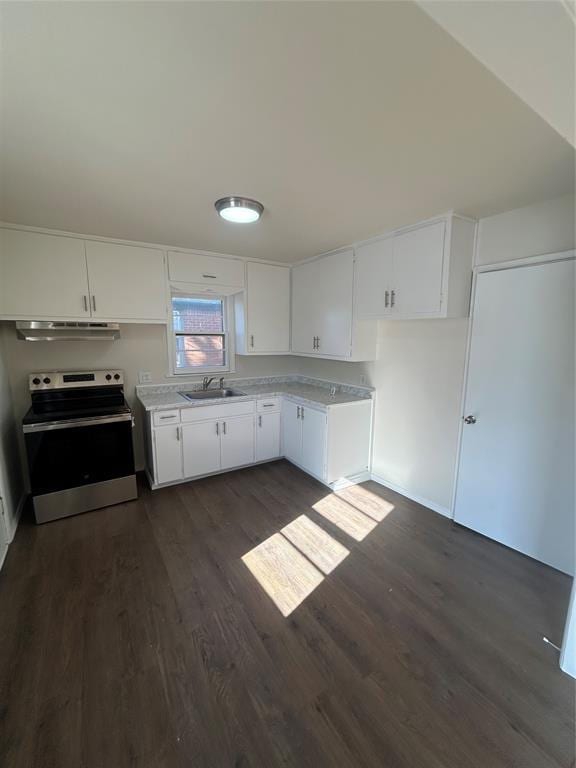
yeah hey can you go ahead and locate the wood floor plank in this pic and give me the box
[0,462,573,768]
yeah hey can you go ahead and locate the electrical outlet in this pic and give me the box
[138,371,152,384]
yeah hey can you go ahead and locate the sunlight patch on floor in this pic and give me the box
[242,485,396,616]
[281,514,349,575]
[241,532,324,617]
[312,495,377,541]
[336,485,395,522]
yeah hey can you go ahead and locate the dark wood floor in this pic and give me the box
[0,460,573,768]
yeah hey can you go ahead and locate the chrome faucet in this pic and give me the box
[202,376,215,390]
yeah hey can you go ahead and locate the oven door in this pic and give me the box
[24,414,135,496]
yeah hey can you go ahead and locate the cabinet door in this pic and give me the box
[168,251,245,289]
[255,412,281,462]
[300,407,327,480]
[281,400,302,464]
[316,250,355,357]
[0,229,89,318]
[393,222,445,316]
[182,420,221,478]
[154,425,184,484]
[85,241,166,321]
[291,258,322,354]
[355,237,394,318]
[220,416,254,471]
[246,262,290,353]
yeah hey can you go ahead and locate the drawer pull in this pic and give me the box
[202,274,217,279]
[159,415,176,420]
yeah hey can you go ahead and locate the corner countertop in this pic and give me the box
[136,376,374,413]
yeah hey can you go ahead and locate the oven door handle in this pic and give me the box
[23,413,133,433]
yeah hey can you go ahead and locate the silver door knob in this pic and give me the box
[463,415,477,425]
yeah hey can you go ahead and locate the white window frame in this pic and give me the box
[168,290,236,376]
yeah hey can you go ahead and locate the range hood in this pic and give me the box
[16,321,121,342]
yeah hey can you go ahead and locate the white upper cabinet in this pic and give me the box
[0,229,90,318]
[352,236,395,319]
[0,228,167,322]
[85,241,166,321]
[393,221,445,316]
[291,249,377,361]
[355,214,476,320]
[168,250,245,294]
[235,262,290,354]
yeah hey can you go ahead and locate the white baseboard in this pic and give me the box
[331,471,371,491]
[370,473,452,519]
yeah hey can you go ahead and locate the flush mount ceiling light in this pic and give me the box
[215,196,264,223]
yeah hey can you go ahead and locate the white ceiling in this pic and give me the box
[0,1,574,262]
[417,0,575,146]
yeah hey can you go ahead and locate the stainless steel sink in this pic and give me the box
[179,388,246,401]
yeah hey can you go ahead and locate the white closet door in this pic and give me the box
[454,258,575,574]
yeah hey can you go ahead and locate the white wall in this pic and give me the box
[0,329,24,549]
[298,194,576,514]
[0,322,294,477]
[476,193,575,266]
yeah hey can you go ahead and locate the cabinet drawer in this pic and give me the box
[168,251,245,288]
[153,409,181,426]
[256,398,281,412]
[181,400,255,423]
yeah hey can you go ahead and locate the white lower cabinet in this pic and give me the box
[281,400,327,480]
[147,395,372,489]
[154,425,184,485]
[220,415,255,470]
[281,401,302,464]
[256,412,281,462]
[301,407,327,478]
[182,420,221,478]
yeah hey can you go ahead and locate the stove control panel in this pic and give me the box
[29,370,124,391]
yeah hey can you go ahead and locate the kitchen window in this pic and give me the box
[170,294,231,374]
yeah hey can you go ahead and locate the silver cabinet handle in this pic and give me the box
[159,415,176,420]
[316,337,320,350]
[296,406,300,419]
[83,295,88,312]
[216,422,219,436]
[250,335,254,348]
[262,403,274,408]
[301,407,304,420]
[202,274,217,279]
[384,290,389,308]
[176,426,180,441]
[463,415,477,425]
[222,421,227,435]
[91,295,97,312]
[258,415,262,427]
[312,336,316,350]
[390,290,395,308]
